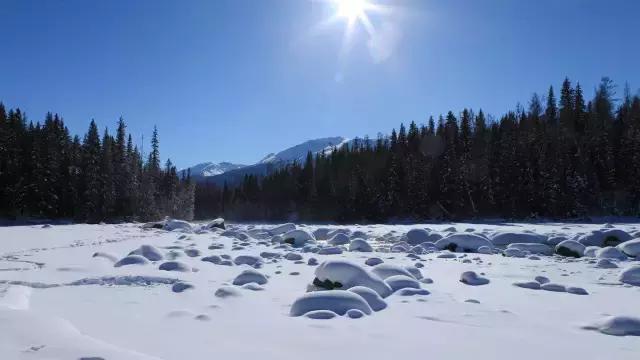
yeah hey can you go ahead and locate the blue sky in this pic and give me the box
[1,0,639,168]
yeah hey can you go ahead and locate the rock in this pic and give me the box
[284,252,303,261]
[555,240,585,258]
[503,248,526,258]
[567,286,588,295]
[269,223,296,235]
[307,257,319,266]
[346,309,366,319]
[477,246,492,254]
[232,269,268,286]
[540,283,566,292]
[260,251,282,259]
[396,288,430,296]
[312,228,331,240]
[595,258,618,269]
[406,229,430,245]
[619,265,640,286]
[215,286,242,298]
[513,281,541,290]
[385,275,421,292]
[595,246,627,260]
[535,276,550,284]
[328,233,350,246]
[201,255,222,264]
[349,238,373,252]
[404,266,423,280]
[233,255,263,268]
[129,245,164,261]
[114,255,149,267]
[159,261,191,272]
[304,310,338,320]
[184,249,201,258]
[460,271,490,286]
[583,316,640,336]
[507,243,553,256]
[171,282,194,293]
[317,246,343,255]
[365,257,383,266]
[290,290,373,316]
[347,286,387,311]
[313,260,392,298]
[435,234,494,253]
[617,238,640,257]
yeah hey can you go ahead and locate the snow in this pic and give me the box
[618,238,640,257]
[595,246,627,260]
[506,243,554,256]
[490,232,547,246]
[577,229,633,246]
[1,221,640,359]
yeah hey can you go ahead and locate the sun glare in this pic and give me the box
[335,0,369,21]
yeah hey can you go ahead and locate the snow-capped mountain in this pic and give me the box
[187,162,247,179]
[187,136,348,185]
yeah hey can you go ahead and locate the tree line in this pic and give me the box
[195,77,640,222]
[0,106,195,222]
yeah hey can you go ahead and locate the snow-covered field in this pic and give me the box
[1,221,640,360]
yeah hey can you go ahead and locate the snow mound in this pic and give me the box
[282,229,315,247]
[215,286,242,298]
[349,238,373,252]
[164,219,193,232]
[290,290,373,317]
[618,265,640,286]
[233,255,263,268]
[555,240,585,258]
[385,275,421,292]
[513,281,541,290]
[371,263,415,280]
[206,218,225,230]
[435,234,494,253]
[535,276,550,284]
[328,233,350,246]
[284,252,303,261]
[583,246,601,257]
[396,288,430,296]
[618,238,640,257]
[312,228,330,240]
[595,246,627,260]
[114,255,149,267]
[405,266,423,280]
[232,269,268,286]
[578,229,632,247]
[158,261,191,272]
[307,257,318,266]
[503,248,526,258]
[347,309,365,319]
[184,249,201,257]
[507,243,553,256]
[406,229,442,245]
[201,255,222,264]
[437,251,457,258]
[583,316,640,336]
[68,276,178,287]
[314,260,392,298]
[595,258,618,269]
[242,283,264,291]
[460,271,489,286]
[129,245,164,261]
[490,232,547,246]
[347,286,387,311]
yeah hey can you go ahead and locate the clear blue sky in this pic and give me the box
[1,0,639,168]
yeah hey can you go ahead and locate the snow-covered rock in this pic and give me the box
[290,290,373,317]
[284,252,303,261]
[459,271,489,286]
[583,246,601,257]
[233,255,263,268]
[618,238,640,257]
[541,283,566,292]
[385,275,421,292]
[435,234,494,253]
[317,246,343,255]
[128,245,164,261]
[567,286,588,295]
[507,243,553,256]
[113,255,149,267]
[513,281,541,290]
[215,286,242,298]
[347,286,388,311]
[405,229,434,245]
[349,238,373,252]
[164,219,193,232]
[269,223,296,235]
[503,248,526,258]
[577,229,633,247]
[583,316,640,336]
[282,229,315,247]
[159,261,191,272]
[595,246,627,260]
[232,269,268,286]
[312,228,331,240]
[365,257,383,266]
[206,218,225,230]
[371,264,415,280]
[555,240,585,258]
[618,265,640,286]
[304,310,337,320]
[314,260,392,297]
[490,232,547,246]
[328,233,350,246]
[595,258,618,269]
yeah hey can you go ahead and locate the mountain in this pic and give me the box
[188,136,348,185]
[186,162,247,180]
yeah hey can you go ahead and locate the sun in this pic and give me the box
[335,0,369,21]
